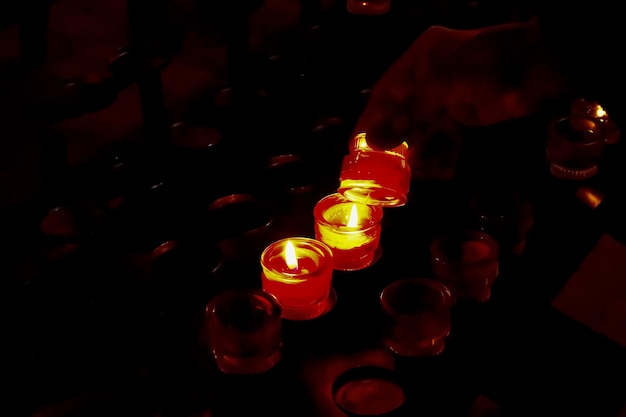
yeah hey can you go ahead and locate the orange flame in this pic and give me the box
[284,240,298,270]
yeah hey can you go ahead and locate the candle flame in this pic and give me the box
[347,204,359,227]
[594,105,607,119]
[284,240,298,270]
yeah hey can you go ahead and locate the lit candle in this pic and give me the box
[260,237,334,320]
[338,133,411,207]
[314,193,383,271]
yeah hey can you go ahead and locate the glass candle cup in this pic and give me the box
[466,187,533,256]
[314,193,383,271]
[546,116,608,180]
[380,278,453,357]
[205,288,282,375]
[430,230,499,303]
[260,237,334,320]
[338,134,411,207]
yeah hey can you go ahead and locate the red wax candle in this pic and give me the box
[338,133,411,207]
[314,193,383,271]
[260,237,334,320]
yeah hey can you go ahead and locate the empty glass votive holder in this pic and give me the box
[380,278,453,357]
[430,230,499,303]
[466,187,533,256]
[546,116,608,180]
[205,288,282,375]
[260,237,334,320]
[338,133,411,207]
[314,193,383,271]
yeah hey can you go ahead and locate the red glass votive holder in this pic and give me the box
[380,278,453,357]
[338,134,411,207]
[205,288,282,375]
[260,237,334,320]
[546,116,607,180]
[314,193,383,271]
[430,230,499,302]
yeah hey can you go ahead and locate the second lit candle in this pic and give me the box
[314,193,383,271]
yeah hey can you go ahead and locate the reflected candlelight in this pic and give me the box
[314,193,383,271]
[261,237,334,320]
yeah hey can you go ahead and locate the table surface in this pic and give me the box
[2,2,626,417]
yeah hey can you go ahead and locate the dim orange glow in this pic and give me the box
[576,186,604,209]
[284,240,298,270]
[347,204,359,227]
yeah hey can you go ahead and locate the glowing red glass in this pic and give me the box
[338,134,411,207]
[260,237,334,320]
[314,193,383,271]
